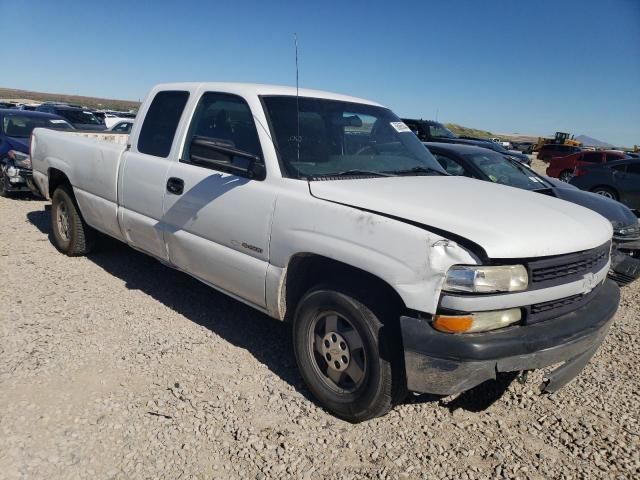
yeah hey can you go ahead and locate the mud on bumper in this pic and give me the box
[400,280,620,396]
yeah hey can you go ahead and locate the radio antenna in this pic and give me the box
[294,33,300,162]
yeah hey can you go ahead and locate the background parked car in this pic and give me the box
[512,141,535,154]
[547,150,630,182]
[569,159,640,211]
[402,118,531,164]
[36,103,106,130]
[425,142,640,285]
[537,143,582,162]
[0,109,73,196]
[109,120,134,133]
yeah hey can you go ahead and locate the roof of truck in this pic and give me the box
[151,82,385,107]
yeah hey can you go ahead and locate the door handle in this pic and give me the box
[166,177,184,195]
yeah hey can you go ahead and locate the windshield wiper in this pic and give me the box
[324,169,396,178]
[384,166,444,176]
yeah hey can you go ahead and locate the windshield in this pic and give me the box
[262,96,445,178]
[2,114,73,138]
[464,152,551,190]
[428,123,457,139]
[55,109,102,125]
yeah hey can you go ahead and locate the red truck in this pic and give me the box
[547,150,630,182]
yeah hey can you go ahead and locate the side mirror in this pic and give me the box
[189,136,265,180]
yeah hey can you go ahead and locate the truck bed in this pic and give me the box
[31,128,128,241]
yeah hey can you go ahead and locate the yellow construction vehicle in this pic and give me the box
[534,131,582,151]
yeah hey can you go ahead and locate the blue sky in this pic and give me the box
[2,0,639,146]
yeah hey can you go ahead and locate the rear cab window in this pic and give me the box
[138,91,190,157]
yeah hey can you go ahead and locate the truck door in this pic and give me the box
[161,91,276,308]
[118,90,190,261]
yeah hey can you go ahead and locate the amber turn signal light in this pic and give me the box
[433,315,474,333]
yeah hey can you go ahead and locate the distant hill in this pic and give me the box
[574,135,613,148]
[445,123,493,139]
[0,87,140,111]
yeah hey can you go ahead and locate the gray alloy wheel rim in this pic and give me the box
[56,202,71,241]
[308,311,367,393]
[595,189,614,199]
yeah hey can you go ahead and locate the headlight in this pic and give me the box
[444,265,528,293]
[8,150,31,169]
[433,309,522,333]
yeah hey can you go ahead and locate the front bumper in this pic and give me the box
[3,166,31,192]
[400,279,620,396]
[610,238,640,286]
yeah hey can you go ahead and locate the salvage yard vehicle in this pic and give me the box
[402,119,531,165]
[108,120,134,133]
[570,159,640,211]
[537,143,583,163]
[31,82,620,422]
[547,150,631,182]
[0,109,73,197]
[426,142,640,285]
[36,103,106,131]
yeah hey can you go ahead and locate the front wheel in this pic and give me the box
[51,186,95,256]
[293,287,404,422]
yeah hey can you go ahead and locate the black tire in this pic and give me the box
[591,186,618,201]
[293,286,405,422]
[51,185,95,256]
[0,173,11,198]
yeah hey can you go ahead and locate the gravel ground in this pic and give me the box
[1,190,638,480]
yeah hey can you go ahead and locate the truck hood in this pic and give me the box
[309,176,613,259]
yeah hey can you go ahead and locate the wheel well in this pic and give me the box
[282,254,405,323]
[48,168,72,198]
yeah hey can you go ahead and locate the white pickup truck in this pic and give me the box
[31,83,620,422]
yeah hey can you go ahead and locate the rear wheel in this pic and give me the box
[591,186,618,200]
[559,170,574,182]
[51,186,95,256]
[293,287,405,422]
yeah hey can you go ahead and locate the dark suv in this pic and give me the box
[537,143,582,162]
[36,103,106,131]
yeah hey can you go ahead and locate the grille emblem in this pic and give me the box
[581,272,598,293]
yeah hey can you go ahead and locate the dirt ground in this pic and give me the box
[1,180,638,479]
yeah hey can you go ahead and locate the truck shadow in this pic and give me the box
[26,206,516,414]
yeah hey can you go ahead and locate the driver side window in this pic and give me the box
[434,153,467,176]
[182,92,263,166]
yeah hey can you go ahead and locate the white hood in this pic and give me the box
[309,176,612,258]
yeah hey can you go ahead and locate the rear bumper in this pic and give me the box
[400,279,620,396]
